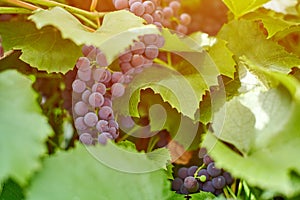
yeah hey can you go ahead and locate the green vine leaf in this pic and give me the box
[27,143,172,200]
[222,0,270,18]
[218,19,300,74]
[0,22,82,73]
[0,70,52,186]
[29,7,160,66]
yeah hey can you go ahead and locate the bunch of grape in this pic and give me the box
[72,46,127,145]
[112,0,192,35]
[0,36,4,58]
[118,33,165,74]
[171,153,234,196]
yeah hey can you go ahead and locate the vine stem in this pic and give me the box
[3,0,38,10]
[0,6,32,14]
[22,0,107,19]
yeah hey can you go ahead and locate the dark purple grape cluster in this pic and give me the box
[171,153,234,196]
[119,34,165,74]
[72,45,129,145]
[0,36,4,58]
[112,0,192,34]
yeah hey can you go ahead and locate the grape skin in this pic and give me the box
[180,13,192,26]
[144,45,159,59]
[172,177,183,191]
[131,41,146,54]
[207,162,222,177]
[111,83,125,98]
[130,2,145,16]
[93,68,111,83]
[212,176,226,189]
[131,54,145,67]
[113,0,129,9]
[143,1,155,14]
[76,57,90,71]
[74,101,89,116]
[74,117,88,131]
[92,83,106,95]
[178,167,188,179]
[72,79,86,93]
[83,112,98,127]
[184,176,199,192]
[88,92,104,108]
[98,106,114,120]
[77,68,91,82]
[202,181,215,193]
[98,132,113,145]
[187,166,198,176]
[96,52,108,67]
[81,90,91,103]
[96,120,109,132]
[79,133,93,145]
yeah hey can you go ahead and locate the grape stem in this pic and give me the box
[153,58,178,73]
[22,0,106,19]
[0,6,32,14]
[146,135,160,152]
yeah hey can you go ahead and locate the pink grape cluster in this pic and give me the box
[72,46,127,145]
[112,0,192,34]
[119,34,165,74]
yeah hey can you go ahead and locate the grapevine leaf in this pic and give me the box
[243,9,298,39]
[212,96,256,155]
[218,19,300,73]
[0,22,82,73]
[222,0,270,18]
[208,39,236,78]
[0,179,24,200]
[0,70,52,185]
[27,143,172,200]
[29,7,160,65]
[113,65,205,120]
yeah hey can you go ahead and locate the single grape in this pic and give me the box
[77,68,91,82]
[72,79,86,93]
[103,97,113,107]
[113,0,129,9]
[152,10,164,22]
[187,166,198,176]
[74,101,89,116]
[111,82,125,98]
[180,185,189,195]
[88,92,104,108]
[171,177,183,191]
[176,24,188,34]
[144,45,159,59]
[198,148,207,159]
[143,34,158,45]
[203,154,214,165]
[109,119,119,129]
[155,35,165,48]
[212,176,226,189]
[87,47,100,61]
[108,127,119,138]
[79,133,93,145]
[178,167,188,179]
[112,72,123,83]
[202,181,215,193]
[142,13,154,24]
[130,2,145,16]
[207,162,222,177]
[184,176,199,192]
[169,1,181,13]
[93,68,111,83]
[222,172,234,185]
[120,62,133,73]
[83,112,98,127]
[197,169,210,182]
[92,83,106,95]
[119,51,132,63]
[74,117,88,131]
[163,7,174,19]
[153,21,163,29]
[143,1,155,14]
[76,57,90,71]
[98,132,113,145]
[96,120,109,132]
[96,51,108,67]
[81,90,91,103]
[98,106,114,120]
[131,54,145,67]
[131,41,145,54]
[82,45,95,57]
[180,13,192,26]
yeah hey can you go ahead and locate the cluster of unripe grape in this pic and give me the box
[113,0,191,34]
[171,152,234,196]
